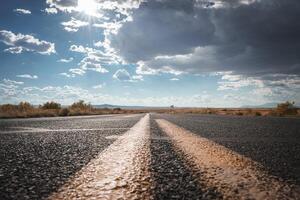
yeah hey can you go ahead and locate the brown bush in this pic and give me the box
[276,101,298,115]
[59,108,70,116]
[41,101,61,110]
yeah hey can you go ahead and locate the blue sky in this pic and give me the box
[0,0,299,107]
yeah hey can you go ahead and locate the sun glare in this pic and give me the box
[77,0,98,16]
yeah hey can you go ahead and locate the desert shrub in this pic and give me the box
[18,102,34,112]
[0,104,18,112]
[276,101,297,115]
[59,108,70,116]
[41,101,61,109]
[255,112,262,116]
[70,100,92,111]
[245,108,252,115]
[206,108,216,114]
[236,112,243,116]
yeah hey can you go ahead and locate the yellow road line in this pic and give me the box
[156,119,300,200]
[49,114,151,200]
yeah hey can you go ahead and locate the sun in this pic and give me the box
[77,0,98,16]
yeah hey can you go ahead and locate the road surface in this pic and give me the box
[0,113,300,199]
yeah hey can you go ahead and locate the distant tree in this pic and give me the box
[70,100,92,110]
[41,101,61,109]
[170,105,175,109]
[18,101,34,112]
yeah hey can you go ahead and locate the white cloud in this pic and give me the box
[59,72,75,78]
[13,8,31,14]
[69,44,93,53]
[16,74,38,79]
[93,83,105,89]
[80,62,108,73]
[3,47,23,54]
[44,7,58,14]
[65,61,108,77]
[3,79,24,85]
[46,0,77,13]
[113,69,131,81]
[113,69,142,82]
[94,41,103,48]
[46,0,141,17]
[61,17,89,32]
[215,72,300,104]
[0,30,55,55]
[58,57,73,63]
[69,68,86,75]
[170,78,179,81]
[217,72,263,91]
[0,79,23,99]
[93,22,122,34]
[136,60,184,75]
[65,43,123,77]
[132,75,143,81]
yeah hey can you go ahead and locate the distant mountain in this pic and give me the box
[241,102,299,108]
[241,102,278,108]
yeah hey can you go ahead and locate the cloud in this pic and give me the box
[215,72,300,103]
[136,61,184,75]
[45,0,141,17]
[80,62,108,73]
[70,43,122,65]
[69,44,93,53]
[61,17,89,32]
[1,78,298,106]
[3,47,23,54]
[65,43,123,77]
[170,78,180,81]
[58,57,73,63]
[217,72,263,91]
[59,72,75,78]
[0,30,56,55]
[46,0,77,13]
[93,83,105,89]
[44,7,58,14]
[13,8,31,14]
[109,0,300,78]
[69,68,86,75]
[62,62,108,77]
[16,74,38,79]
[3,79,24,85]
[0,79,24,98]
[113,69,131,81]
[113,69,142,82]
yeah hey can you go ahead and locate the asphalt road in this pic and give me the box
[0,113,299,199]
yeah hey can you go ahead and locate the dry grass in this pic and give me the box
[0,101,148,119]
[0,101,299,119]
[161,103,300,117]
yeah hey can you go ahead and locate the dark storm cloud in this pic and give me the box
[110,0,300,76]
